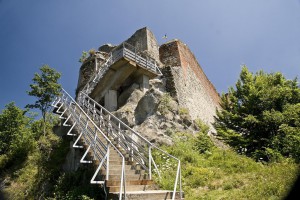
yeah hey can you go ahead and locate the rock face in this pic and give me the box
[113,79,199,145]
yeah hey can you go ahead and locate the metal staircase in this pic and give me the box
[52,89,183,200]
[82,42,163,96]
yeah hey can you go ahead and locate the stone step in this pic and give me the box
[108,190,184,200]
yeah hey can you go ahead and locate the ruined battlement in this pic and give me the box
[76,27,220,129]
[160,39,220,106]
[160,39,220,127]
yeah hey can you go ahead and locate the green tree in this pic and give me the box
[27,65,61,135]
[215,66,300,161]
[0,102,34,168]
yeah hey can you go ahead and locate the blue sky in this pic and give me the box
[0,0,299,112]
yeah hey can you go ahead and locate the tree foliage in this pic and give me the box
[215,66,300,162]
[27,65,61,135]
[0,102,34,168]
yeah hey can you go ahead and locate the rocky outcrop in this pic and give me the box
[113,78,200,146]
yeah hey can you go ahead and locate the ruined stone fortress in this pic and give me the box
[76,27,220,132]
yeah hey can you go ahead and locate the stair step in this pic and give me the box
[94,159,132,165]
[108,190,184,200]
[106,180,154,187]
[100,168,142,175]
[109,185,147,192]
[108,164,133,170]
[105,174,148,181]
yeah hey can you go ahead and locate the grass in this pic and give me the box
[1,119,298,200]
[153,132,299,200]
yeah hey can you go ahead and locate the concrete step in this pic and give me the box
[108,185,147,193]
[100,168,143,176]
[106,179,154,187]
[105,173,148,181]
[94,159,133,166]
[108,190,184,200]
[108,164,133,171]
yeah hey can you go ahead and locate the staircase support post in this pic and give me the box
[104,90,117,112]
[106,144,110,180]
[149,146,152,180]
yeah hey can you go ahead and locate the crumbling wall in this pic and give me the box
[75,27,221,132]
[76,53,107,97]
[160,39,220,130]
[124,27,160,64]
[76,59,96,96]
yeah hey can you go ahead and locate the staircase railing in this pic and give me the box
[81,42,162,96]
[82,54,113,95]
[52,89,126,200]
[78,91,182,200]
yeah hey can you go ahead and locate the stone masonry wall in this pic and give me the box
[160,40,220,131]
[76,53,107,97]
[124,27,160,64]
[176,40,220,106]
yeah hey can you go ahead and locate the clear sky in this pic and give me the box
[0,0,299,112]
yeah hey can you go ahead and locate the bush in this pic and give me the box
[88,48,96,56]
[158,93,173,114]
[195,132,213,154]
[215,66,300,162]
[79,51,88,63]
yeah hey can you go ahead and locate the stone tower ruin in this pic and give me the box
[76,27,220,130]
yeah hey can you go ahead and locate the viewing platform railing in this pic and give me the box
[82,42,162,95]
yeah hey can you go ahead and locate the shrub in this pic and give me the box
[179,107,189,116]
[88,48,96,56]
[158,93,173,114]
[79,51,88,63]
[195,132,213,154]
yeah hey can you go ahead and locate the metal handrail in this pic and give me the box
[78,91,182,199]
[81,54,113,95]
[52,89,126,200]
